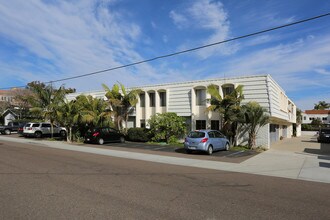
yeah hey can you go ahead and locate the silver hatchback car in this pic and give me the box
[184,130,230,155]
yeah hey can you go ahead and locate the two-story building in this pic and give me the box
[302,110,330,125]
[67,74,297,148]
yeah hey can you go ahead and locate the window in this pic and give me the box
[322,117,327,121]
[208,131,215,138]
[303,116,306,120]
[140,120,145,128]
[195,89,206,106]
[149,93,155,107]
[196,120,206,130]
[222,84,234,97]
[41,123,51,128]
[140,94,145,107]
[159,92,166,107]
[214,131,224,138]
[211,120,219,130]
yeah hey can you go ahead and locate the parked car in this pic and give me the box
[85,127,125,145]
[23,122,67,138]
[317,128,330,143]
[184,130,230,155]
[0,122,26,135]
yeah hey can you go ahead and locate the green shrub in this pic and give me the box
[127,128,150,142]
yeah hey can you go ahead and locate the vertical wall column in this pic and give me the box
[191,88,196,130]
[166,89,169,112]
[206,92,211,129]
[135,94,142,128]
[145,92,150,128]
[155,91,160,114]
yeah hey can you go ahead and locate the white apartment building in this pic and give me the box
[302,110,330,125]
[67,74,297,148]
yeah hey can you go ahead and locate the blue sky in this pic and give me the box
[0,0,329,110]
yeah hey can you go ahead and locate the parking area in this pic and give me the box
[2,133,259,163]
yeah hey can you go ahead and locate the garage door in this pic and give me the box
[270,124,279,143]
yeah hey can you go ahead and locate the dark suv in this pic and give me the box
[85,127,125,145]
[317,128,330,143]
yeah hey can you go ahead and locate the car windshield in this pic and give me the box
[188,131,205,138]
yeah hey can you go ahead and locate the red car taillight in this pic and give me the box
[92,132,100,137]
[201,138,208,143]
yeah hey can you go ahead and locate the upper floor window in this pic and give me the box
[222,84,234,97]
[149,92,155,107]
[159,92,166,107]
[196,89,206,106]
[140,93,145,107]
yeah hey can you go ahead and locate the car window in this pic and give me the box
[101,128,109,134]
[32,123,40,127]
[208,132,215,138]
[25,123,31,127]
[188,131,205,138]
[321,129,330,134]
[41,123,51,128]
[109,128,118,133]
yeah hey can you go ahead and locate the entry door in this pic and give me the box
[270,124,279,143]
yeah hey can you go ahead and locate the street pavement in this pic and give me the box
[0,134,329,184]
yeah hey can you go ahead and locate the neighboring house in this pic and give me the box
[0,89,16,104]
[67,74,298,148]
[302,110,330,125]
[2,109,18,125]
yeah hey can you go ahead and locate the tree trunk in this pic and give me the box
[248,132,256,149]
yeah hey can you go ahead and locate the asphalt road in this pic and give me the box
[0,140,329,220]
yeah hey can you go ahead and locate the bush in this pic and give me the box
[127,128,150,142]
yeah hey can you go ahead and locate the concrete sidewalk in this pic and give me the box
[1,135,329,184]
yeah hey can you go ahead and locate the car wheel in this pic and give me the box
[119,136,125,143]
[4,129,11,135]
[98,138,104,145]
[60,130,66,137]
[35,131,42,138]
[207,146,213,155]
[225,143,230,151]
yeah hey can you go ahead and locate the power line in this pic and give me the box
[1,11,330,90]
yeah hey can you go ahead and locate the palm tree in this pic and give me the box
[56,99,83,142]
[103,83,141,131]
[76,95,112,128]
[241,101,269,149]
[207,84,244,145]
[314,101,330,110]
[28,83,66,137]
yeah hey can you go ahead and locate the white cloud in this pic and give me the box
[0,0,159,91]
[169,10,189,29]
[169,0,235,58]
[315,68,330,75]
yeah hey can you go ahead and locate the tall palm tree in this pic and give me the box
[103,83,141,131]
[207,84,244,145]
[56,99,83,142]
[314,101,330,110]
[28,83,66,137]
[241,101,269,149]
[76,95,112,128]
